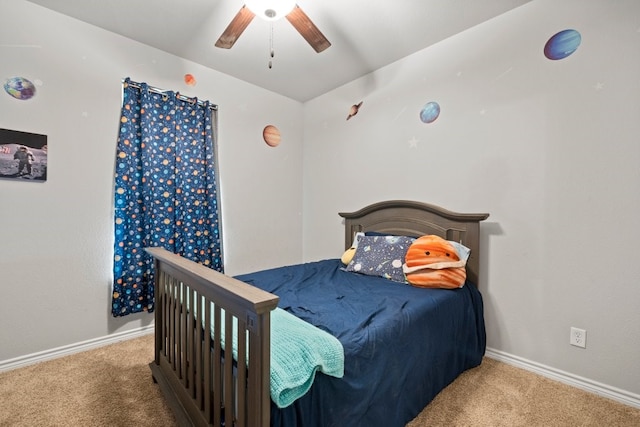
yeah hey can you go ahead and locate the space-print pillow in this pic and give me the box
[345,235,415,283]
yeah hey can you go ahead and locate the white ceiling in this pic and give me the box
[26,0,532,102]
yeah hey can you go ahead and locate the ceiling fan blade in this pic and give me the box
[285,5,331,53]
[215,5,256,49]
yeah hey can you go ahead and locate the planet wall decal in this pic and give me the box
[263,125,281,147]
[419,102,440,124]
[346,101,363,120]
[544,29,581,60]
[184,73,197,86]
[4,76,36,100]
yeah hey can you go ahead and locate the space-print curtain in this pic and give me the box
[111,78,223,317]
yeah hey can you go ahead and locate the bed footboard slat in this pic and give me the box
[178,282,185,384]
[211,305,221,425]
[154,271,164,365]
[170,279,177,368]
[236,319,247,426]
[194,291,203,406]
[223,311,234,425]
[186,288,194,396]
[247,312,272,426]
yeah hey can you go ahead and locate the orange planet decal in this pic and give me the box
[346,101,363,120]
[184,74,196,86]
[263,125,281,147]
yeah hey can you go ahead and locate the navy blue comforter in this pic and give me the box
[235,259,486,427]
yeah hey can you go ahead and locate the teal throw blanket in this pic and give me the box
[217,307,344,408]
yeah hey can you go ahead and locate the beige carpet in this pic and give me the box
[1,334,638,427]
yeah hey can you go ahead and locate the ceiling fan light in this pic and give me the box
[245,0,296,21]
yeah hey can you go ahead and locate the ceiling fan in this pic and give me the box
[215,1,331,53]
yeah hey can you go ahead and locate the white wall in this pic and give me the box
[302,0,640,398]
[0,0,303,361]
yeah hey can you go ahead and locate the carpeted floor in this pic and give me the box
[1,334,638,426]
[406,357,640,427]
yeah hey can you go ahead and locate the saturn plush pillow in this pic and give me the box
[402,235,470,289]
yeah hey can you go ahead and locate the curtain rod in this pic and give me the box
[122,78,218,111]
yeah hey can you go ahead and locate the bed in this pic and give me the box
[147,200,489,427]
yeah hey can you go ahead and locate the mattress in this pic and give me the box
[235,258,486,427]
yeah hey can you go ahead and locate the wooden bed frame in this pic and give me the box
[147,200,489,427]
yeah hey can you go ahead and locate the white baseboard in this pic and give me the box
[485,347,640,410]
[0,325,154,373]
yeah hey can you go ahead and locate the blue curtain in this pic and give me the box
[111,78,223,317]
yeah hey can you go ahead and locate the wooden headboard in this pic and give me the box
[339,200,489,286]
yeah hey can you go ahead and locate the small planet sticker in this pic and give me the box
[346,101,363,120]
[419,102,440,124]
[263,125,281,147]
[4,77,36,100]
[544,29,581,60]
[184,73,196,86]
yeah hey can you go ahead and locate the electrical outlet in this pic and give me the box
[570,327,586,348]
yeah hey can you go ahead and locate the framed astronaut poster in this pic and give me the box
[0,128,47,182]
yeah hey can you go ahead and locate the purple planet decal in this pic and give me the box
[544,29,581,60]
[4,77,36,100]
[419,102,440,124]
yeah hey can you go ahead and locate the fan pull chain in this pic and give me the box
[268,23,274,69]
